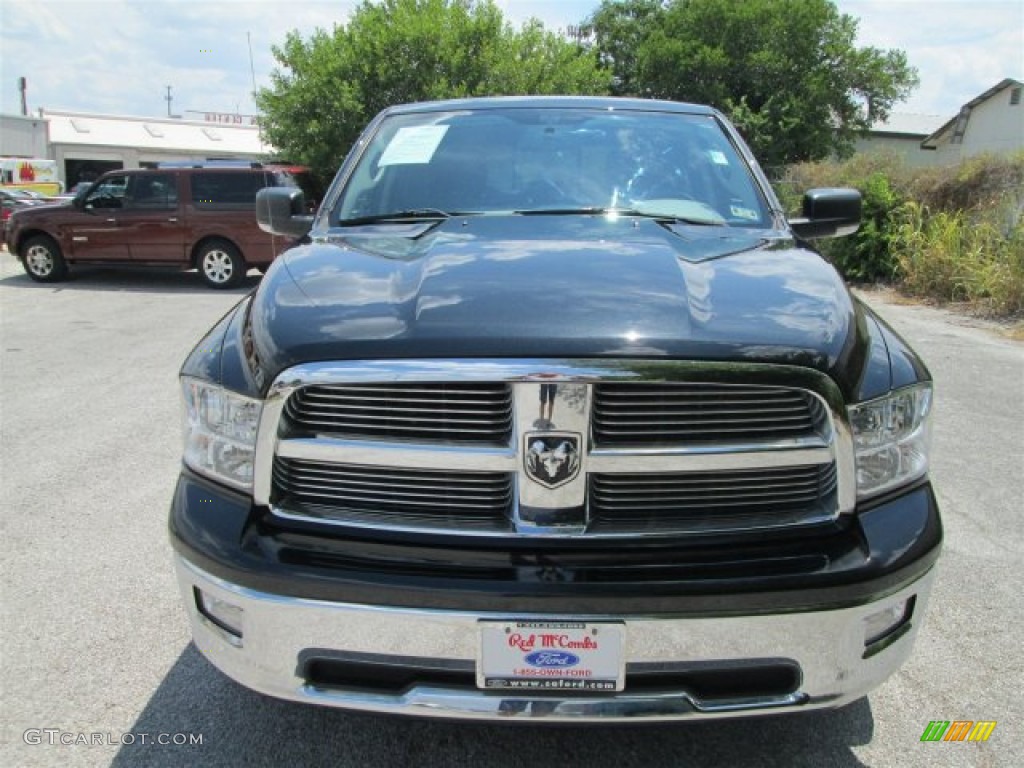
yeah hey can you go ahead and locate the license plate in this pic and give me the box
[478,621,625,692]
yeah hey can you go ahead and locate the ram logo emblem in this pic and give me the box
[525,433,581,489]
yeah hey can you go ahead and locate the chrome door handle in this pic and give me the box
[168,217,178,222]
[105,218,117,223]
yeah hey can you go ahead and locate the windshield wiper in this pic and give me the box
[514,206,727,226]
[337,208,454,226]
[514,206,609,216]
[646,213,728,227]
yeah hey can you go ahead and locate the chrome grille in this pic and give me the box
[284,383,513,445]
[592,383,825,445]
[259,360,851,539]
[273,458,513,530]
[589,464,838,533]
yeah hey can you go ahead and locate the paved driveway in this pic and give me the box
[1,259,1020,767]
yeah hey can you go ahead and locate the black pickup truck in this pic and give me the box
[169,96,940,722]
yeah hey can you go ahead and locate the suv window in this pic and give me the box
[85,174,130,209]
[127,173,178,210]
[191,172,269,207]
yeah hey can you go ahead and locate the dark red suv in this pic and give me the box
[5,165,300,288]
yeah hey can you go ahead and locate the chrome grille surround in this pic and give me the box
[255,360,855,538]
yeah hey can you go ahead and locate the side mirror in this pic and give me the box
[789,188,862,240]
[72,184,92,208]
[256,187,314,238]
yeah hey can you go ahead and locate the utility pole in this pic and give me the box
[165,85,173,117]
[247,32,263,143]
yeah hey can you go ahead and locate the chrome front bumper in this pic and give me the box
[176,555,935,722]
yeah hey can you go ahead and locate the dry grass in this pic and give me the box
[1004,323,1024,341]
[777,152,1024,317]
[892,201,1024,316]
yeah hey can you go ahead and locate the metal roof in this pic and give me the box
[868,113,947,138]
[42,109,273,155]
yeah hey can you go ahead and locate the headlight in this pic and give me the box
[848,383,932,499]
[182,377,262,491]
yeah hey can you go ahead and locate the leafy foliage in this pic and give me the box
[585,0,918,169]
[779,152,1024,316]
[584,0,664,96]
[827,172,903,281]
[256,0,611,184]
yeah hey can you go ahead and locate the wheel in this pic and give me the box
[21,234,69,282]
[196,240,245,289]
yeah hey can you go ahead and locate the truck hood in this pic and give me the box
[249,215,858,383]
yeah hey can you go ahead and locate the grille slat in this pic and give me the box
[596,386,806,397]
[590,464,838,530]
[293,416,510,431]
[593,476,823,492]
[282,467,507,486]
[302,394,509,407]
[594,424,815,435]
[593,488,822,503]
[286,489,509,510]
[299,402,508,417]
[278,476,511,503]
[306,385,509,396]
[593,383,824,445]
[596,416,815,427]
[596,410,813,420]
[275,458,513,523]
[285,383,513,445]
[279,477,510,503]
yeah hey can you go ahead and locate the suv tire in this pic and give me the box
[21,234,69,282]
[197,240,245,289]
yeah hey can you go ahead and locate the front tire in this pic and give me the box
[20,236,68,284]
[197,240,245,289]
[21,235,69,282]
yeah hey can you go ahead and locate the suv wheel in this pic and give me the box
[197,240,245,289]
[21,235,69,282]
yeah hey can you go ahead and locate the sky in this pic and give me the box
[0,0,1021,123]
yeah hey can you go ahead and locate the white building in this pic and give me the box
[854,112,947,168]
[0,109,274,188]
[921,78,1024,164]
[0,113,50,158]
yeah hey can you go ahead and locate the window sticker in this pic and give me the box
[730,204,760,221]
[708,150,729,166]
[378,125,449,166]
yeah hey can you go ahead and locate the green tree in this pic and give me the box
[256,0,611,184]
[585,0,918,169]
[585,0,666,96]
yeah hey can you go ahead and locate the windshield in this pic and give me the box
[333,107,771,228]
